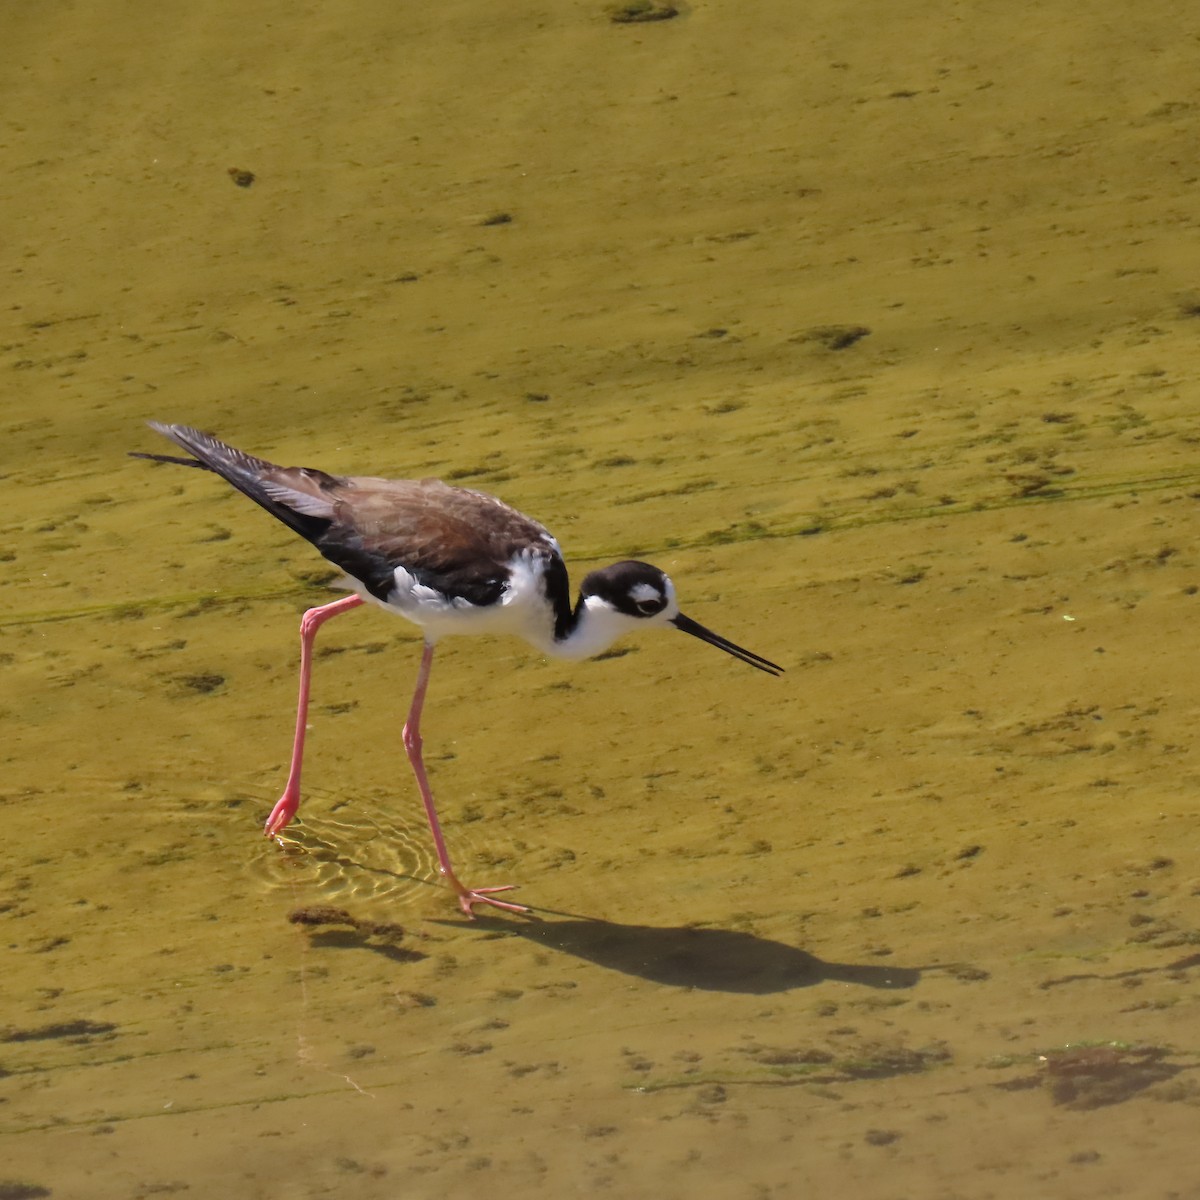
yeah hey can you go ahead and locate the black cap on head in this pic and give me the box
[580,560,672,618]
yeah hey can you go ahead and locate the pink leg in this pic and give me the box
[404,641,528,917]
[264,594,366,838]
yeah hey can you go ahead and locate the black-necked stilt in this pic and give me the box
[135,423,783,916]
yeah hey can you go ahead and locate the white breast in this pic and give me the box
[352,551,559,650]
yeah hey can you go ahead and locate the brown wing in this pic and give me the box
[315,476,562,607]
[140,423,572,625]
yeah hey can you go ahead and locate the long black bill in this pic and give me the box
[671,614,783,676]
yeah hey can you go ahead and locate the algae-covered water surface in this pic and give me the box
[4,3,1200,1197]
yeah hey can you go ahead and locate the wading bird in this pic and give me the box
[135,423,783,915]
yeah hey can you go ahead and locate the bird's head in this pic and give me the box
[578,560,782,675]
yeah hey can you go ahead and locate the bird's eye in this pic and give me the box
[634,597,663,615]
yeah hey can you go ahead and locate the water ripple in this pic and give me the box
[245,795,439,906]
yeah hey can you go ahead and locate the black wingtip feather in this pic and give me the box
[128,450,212,469]
[135,422,334,544]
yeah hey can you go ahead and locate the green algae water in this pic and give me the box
[5,2,1200,1197]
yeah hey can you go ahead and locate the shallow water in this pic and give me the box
[5,3,1200,1197]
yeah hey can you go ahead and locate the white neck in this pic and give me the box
[542,595,641,661]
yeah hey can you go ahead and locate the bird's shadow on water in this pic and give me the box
[434,907,923,994]
[277,856,927,991]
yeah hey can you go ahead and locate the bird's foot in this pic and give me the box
[264,787,300,839]
[450,879,529,918]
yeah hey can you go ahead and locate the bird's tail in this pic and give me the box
[131,422,337,542]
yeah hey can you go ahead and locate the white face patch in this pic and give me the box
[630,582,663,604]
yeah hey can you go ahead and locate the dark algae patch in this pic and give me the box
[0,1184,52,1200]
[1039,1043,1182,1110]
[606,2,679,22]
[1,1018,117,1043]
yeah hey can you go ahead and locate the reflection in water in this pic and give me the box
[436,910,922,994]
[286,904,426,964]
[295,927,427,965]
